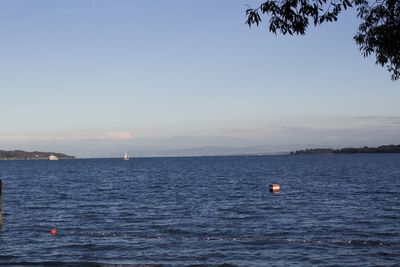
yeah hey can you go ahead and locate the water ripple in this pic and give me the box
[0,155,400,266]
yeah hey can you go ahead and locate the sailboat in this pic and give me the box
[123,152,129,160]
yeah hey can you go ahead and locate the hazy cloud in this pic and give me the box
[106,131,133,140]
[355,116,400,125]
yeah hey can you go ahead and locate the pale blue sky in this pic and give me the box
[0,0,399,157]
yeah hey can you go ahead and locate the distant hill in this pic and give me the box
[290,145,400,155]
[0,150,75,160]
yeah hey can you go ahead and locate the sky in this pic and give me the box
[0,0,399,157]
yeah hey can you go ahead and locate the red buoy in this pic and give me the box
[50,228,57,236]
[269,183,280,193]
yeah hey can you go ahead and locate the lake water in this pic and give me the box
[0,155,399,266]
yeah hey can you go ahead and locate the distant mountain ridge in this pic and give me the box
[0,150,75,160]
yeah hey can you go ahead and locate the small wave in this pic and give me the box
[166,228,193,236]
[0,255,18,261]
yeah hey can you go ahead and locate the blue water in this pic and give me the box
[0,154,400,266]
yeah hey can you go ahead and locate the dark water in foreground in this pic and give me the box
[0,154,399,266]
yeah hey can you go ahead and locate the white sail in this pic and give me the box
[123,152,129,160]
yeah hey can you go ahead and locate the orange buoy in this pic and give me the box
[269,183,280,193]
[50,228,57,236]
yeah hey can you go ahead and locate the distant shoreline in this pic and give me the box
[2,145,400,160]
[0,150,75,160]
[290,145,400,155]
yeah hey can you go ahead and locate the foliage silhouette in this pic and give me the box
[246,0,400,80]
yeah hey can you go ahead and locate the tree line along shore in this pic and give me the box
[0,150,75,160]
[290,145,400,155]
